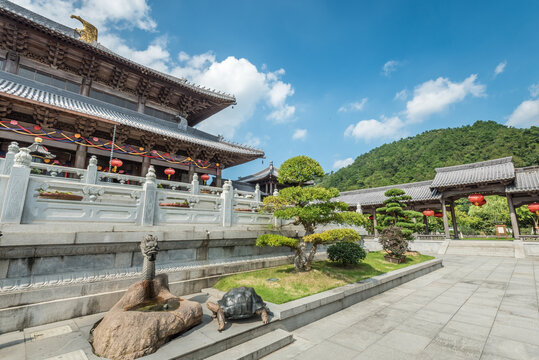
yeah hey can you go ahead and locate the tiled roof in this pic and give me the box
[506,167,539,193]
[237,161,279,183]
[430,157,515,189]
[336,180,441,206]
[0,71,264,157]
[0,0,235,103]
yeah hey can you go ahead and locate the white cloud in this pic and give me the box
[494,61,507,77]
[405,74,486,122]
[292,128,307,140]
[394,89,408,101]
[13,1,295,140]
[172,56,295,136]
[338,98,367,112]
[383,60,400,77]
[11,0,156,31]
[333,157,354,169]
[345,116,406,141]
[244,132,261,147]
[506,99,539,128]
[529,83,539,98]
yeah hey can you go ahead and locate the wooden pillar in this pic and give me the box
[216,172,222,188]
[441,199,450,239]
[423,215,429,234]
[373,210,379,238]
[506,194,520,240]
[140,157,150,177]
[449,200,459,239]
[74,144,87,169]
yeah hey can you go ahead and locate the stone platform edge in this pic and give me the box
[204,258,443,332]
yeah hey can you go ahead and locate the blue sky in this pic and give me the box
[16,0,539,179]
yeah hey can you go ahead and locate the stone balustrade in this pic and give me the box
[0,144,269,227]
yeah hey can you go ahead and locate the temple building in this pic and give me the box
[0,0,264,184]
[237,161,280,195]
[336,157,539,240]
[236,160,314,195]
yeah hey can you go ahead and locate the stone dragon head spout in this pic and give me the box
[140,234,159,261]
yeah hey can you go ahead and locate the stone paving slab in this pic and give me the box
[264,255,539,360]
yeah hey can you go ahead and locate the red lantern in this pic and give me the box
[434,212,443,218]
[528,203,539,215]
[164,167,175,180]
[369,215,374,221]
[423,209,435,217]
[110,158,123,172]
[468,194,484,206]
[200,173,210,184]
[477,199,487,207]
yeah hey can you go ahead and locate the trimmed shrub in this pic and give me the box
[379,226,408,258]
[327,241,366,266]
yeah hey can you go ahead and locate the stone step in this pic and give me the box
[445,241,515,257]
[205,329,293,360]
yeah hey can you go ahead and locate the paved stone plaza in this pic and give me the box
[1,254,538,359]
[265,255,539,360]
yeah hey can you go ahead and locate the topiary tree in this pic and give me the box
[257,156,367,271]
[376,188,424,240]
[278,155,325,186]
[379,226,408,260]
[327,241,366,266]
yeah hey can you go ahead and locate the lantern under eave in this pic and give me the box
[529,203,539,215]
[468,193,484,206]
[164,167,175,180]
[434,212,443,218]
[423,209,435,217]
[110,158,122,172]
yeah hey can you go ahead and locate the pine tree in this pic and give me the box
[375,189,424,240]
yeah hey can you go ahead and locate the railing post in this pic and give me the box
[221,180,233,227]
[85,155,98,184]
[0,148,31,223]
[272,188,281,228]
[140,166,157,226]
[191,173,200,195]
[1,141,19,175]
[254,183,261,203]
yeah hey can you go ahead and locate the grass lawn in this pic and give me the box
[213,251,435,304]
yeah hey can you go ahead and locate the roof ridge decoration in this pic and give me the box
[434,156,513,173]
[0,0,236,103]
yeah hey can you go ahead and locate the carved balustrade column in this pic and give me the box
[0,148,32,224]
[2,141,19,175]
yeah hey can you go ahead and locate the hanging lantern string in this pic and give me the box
[0,120,219,170]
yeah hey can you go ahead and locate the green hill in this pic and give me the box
[320,121,539,191]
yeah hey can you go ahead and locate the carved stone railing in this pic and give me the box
[0,146,268,227]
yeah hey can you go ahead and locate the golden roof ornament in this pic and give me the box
[70,15,98,43]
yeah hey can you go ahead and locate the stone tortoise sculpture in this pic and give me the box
[206,287,269,331]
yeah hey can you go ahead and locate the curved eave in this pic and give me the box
[0,73,264,159]
[0,5,236,121]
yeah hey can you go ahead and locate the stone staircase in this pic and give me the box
[205,329,293,360]
[444,240,515,257]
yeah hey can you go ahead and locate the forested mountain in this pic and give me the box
[320,121,539,191]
